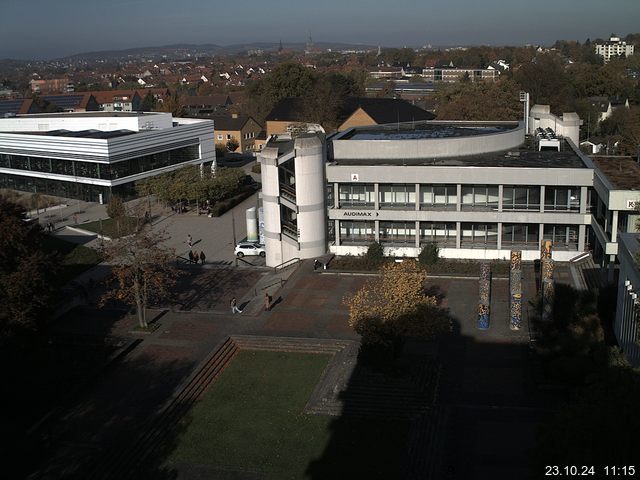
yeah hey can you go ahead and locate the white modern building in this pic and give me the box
[595,34,635,63]
[258,107,640,269]
[0,112,215,202]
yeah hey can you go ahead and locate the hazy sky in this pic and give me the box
[1,0,639,59]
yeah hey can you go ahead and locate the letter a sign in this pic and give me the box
[351,173,359,182]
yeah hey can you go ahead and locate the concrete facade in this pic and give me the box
[258,120,609,266]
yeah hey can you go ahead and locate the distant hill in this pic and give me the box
[56,41,376,62]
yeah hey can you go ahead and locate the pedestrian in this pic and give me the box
[187,234,193,248]
[231,297,243,314]
[264,293,272,311]
[313,259,320,271]
[199,250,206,265]
[188,250,195,264]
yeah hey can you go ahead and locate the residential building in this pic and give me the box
[0,112,215,202]
[91,90,142,112]
[595,34,635,63]
[30,78,74,94]
[0,93,99,115]
[421,66,498,83]
[264,97,435,136]
[213,113,263,152]
[587,96,630,123]
[183,95,233,117]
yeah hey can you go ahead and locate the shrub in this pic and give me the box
[365,241,384,265]
[418,242,439,266]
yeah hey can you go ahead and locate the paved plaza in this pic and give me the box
[18,180,569,480]
[21,251,563,480]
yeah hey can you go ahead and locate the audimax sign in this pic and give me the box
[342,211,379,217]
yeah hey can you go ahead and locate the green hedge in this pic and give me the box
[210,187,256,217]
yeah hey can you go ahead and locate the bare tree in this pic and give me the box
[100,228,178,328]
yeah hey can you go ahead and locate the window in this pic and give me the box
[379,184,416,209]
[226,134,232,140]
[502,186,540,210]
[340,221,375,244]
[543,224,579,250]
[419,222,456,246]
[545,187,580,211]
[420,184,457,209]
[461,223,498,247]
[502,224,539,247]
[217,134,223,140]
[461,185,499,210]
[338,184,375,208]
[379,221,416,245]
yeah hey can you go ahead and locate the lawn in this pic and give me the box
[168,350,410,479]
[42,235,102,285]
[79,216,139,238]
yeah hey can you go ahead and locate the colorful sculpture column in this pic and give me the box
[477,262,491,329]
[540,240,554,322]
[510,250,522,330]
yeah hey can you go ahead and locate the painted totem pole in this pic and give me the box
[510,250,522,330]
[477,262,491,329]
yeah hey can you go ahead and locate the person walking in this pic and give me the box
[231,297,243,314]
[199,250,206,265]
[188,250,195,264]
[264,293,272,311]
[187,234,193,248]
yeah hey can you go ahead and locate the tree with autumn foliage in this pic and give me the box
[344,260,450,360]
[0,196,58,341]
[100,229,178,328]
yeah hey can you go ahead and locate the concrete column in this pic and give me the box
[580,186,588,214]
[259,146,283,267]
[498,185,503,212]
[415,183,420,211]
[333,183,339,209]
[539,223,544,247]
[578,224,586,251]
[293,135,326,259]
[335,219,341,246]
[497,222,503,250]
[374,183,379,210]
[456,221,461,249]
[456,184,462,212]
[374,220,380,242]
[612,210,619,241]
[415,220,420,248]
[540,185,545,213]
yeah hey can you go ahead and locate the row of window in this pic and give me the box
[0,146,200,180]
[337,221,579,250]
[334,184,583,211]
[0,172,134,202]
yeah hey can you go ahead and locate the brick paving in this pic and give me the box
[28,260,572,479]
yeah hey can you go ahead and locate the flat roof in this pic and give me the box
[12,129,137,139]
[593,156,640,190]
[330,139,587,169]
[10,111,159,118]
[339,122,516,141]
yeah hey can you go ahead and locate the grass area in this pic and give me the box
[168,350,409,479]
[79,216,139,238]
[41,235,102,285]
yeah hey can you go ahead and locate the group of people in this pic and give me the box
[188,250,206,264]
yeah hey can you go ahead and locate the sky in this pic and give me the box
[1,0,639,60]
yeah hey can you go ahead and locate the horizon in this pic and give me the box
[1,0,639,60]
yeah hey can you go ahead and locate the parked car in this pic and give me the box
[234,242,265,257]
